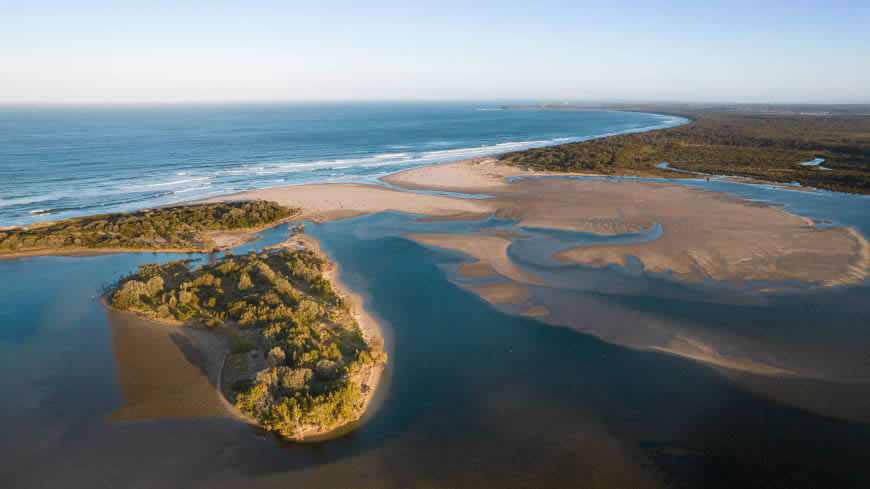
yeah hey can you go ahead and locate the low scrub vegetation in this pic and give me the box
[0,201,296,253]
[109,247,385,438]
[500,110,870,194]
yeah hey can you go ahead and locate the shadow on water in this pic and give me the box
[167,330,212,385]
[2,205,870,487]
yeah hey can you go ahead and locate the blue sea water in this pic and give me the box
[2,104,870,488]
[0,103,683,226]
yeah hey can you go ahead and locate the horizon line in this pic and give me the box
[2,99,870,108]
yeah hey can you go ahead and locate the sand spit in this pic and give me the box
[381,157,533,193]
[402,233,550,286]
[457,261,499,278]
[466,282,533,304]
[385,158,869,286]
[199,183,495,224]
[649,336,792,377]
[196,156,870,378]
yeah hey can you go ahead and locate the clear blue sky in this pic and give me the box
[1,1,868,104]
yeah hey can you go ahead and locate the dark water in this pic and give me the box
[2,195,870,488]
[1,102,868,487]
[0,104,682,226]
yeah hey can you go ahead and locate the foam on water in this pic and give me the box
[0,104,686,226]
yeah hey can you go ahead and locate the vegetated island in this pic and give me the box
[0,200,297,258]
[107,243,387,440]
[499,104,870,194]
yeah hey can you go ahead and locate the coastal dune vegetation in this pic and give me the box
[0,201,296,255]
[500,108,870,194]
[108,246,386,439]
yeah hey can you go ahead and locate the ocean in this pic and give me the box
[2,104,870,488]
[0,103,682,226]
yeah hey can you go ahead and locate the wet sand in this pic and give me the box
[195,157,870,377]
[204,157,870,289]
[200,182,494,223]
[106,308,249,423]
[403,233,550,286]
[103,232,386,439]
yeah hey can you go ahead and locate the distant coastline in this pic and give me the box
[6,103,869,403]
[0,106,683,228]
[497,104,870,194]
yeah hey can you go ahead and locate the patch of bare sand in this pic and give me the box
[381,157,526,193]
[477,228,532,239]
[466,282,532,304]
[105,308,249,423]
[402,233,550,286]
[199,158,868,287]
[649,336,792,377]
[183,158,870,382]
[381,156,602,194]
[204,229,262,249]
[539,177,870,286]
[198,183,496,223]
[457,261,498,278]
[520,305,550,317]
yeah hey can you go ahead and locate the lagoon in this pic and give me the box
[2,183,870,487]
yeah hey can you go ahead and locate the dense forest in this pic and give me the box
[500,108,870,194]
[0,201,296,254]
[110,247,386,439]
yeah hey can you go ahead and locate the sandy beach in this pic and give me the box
[205,157,870,288]
[197,156,870,378]
[274,233,387,425]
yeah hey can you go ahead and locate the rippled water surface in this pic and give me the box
[0,104,682,225]
[1,198,870,488]
[2,106,870,489]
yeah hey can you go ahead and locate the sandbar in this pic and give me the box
[194,156,870,378]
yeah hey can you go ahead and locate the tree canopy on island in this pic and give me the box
[110,247,386,439]
[0,201,296,254]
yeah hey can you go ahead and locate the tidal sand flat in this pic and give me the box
[210,157,870,287]
[385,158,870,286]
[201,183,494,224]
[3,202,870,488]
[201,157,870,382]
[3,113,870,487]
[106,309,243,422]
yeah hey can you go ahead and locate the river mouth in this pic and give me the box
[2,181,870,488]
